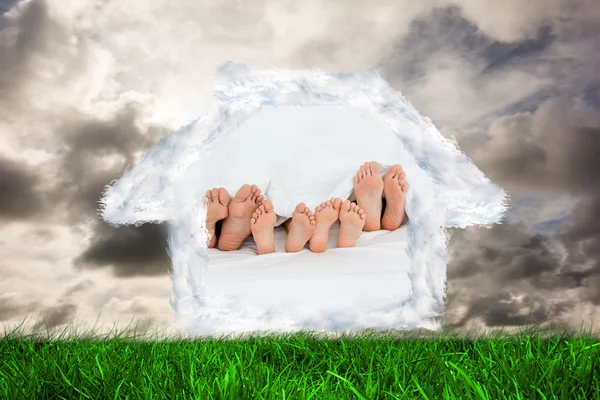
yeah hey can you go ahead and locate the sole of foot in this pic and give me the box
[381,164,408,231]
[309,197,342,253]
[285,202,316,253]
[204,187,231,248]
[337,200,366,248]
[251,200,277,255]
[353,161,384,232]
[218,184,264,251]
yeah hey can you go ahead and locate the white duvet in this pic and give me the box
[206,223,410,314]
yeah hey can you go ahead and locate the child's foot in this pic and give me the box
[251,200,277,255]
[218,184,264,251]
[353,161,384,232]
[204,187,230,248]
[285,203,316,252]
[309,197,342,253]
[382,164,409,231]
[337,200,366,248]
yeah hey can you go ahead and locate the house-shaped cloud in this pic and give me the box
[99,62,508,335]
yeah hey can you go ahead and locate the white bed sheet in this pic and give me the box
[204,222,411,327]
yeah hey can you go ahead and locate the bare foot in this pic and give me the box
[218,184,264,251]
[309,197,341,253]
[337,200,366,248]
[204,187,230,248]
[382,164,409,231]
[353,161,384,232]
[285,203,316,252]
[251,200,277,255]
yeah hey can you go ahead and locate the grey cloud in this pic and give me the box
[74,223,171,277]
[32,303,77,331]
[0,0,72,115]
[472,99,600,195]
[378,7,555,85]
[443,95,600,330]
[0,156,46,219]
[52,106,173,276]
[0,295,40,322]
[56,105,169,218]
[0,1,17,15]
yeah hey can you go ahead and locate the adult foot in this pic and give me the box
[204,187,230,248]
[285,203,316,252]
[251,200,277,255]
[309,197,342,253]
[353,161,384,232]
[218,184,264,251]
[337,200,366,248]
[381,164,409,231]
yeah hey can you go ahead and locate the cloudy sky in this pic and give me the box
[1,0,599,337]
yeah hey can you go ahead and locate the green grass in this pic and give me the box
[1,321,599,399]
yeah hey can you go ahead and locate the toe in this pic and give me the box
[234,184,252,201]
[295,202,307,213]
[402,184,409,193]
[210,188,219,197]
[341,199,351,212]
[218,188,230,205]
[369,161,381,176]
[333,197,343,210]
[250,185,261,200]
[359,165,367,178]
[386,164,401,179]
[255,194,264,205]
[263,199,274,212]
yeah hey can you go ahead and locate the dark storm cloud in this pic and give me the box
[442,95,600,329]
[481,25,556,73]
[74,223,171,277]
[0,0,69,114]
[54,105,173,277]
[447,223,561,283]
[583,81,600,109]
[32,303,77,331]
[443,221,579,328]
[57,105,161,217]
[0,156,46,219]
[0,0,17,15]
[472,100,600,195]
[378,6,556,85]
[0,295,39,322]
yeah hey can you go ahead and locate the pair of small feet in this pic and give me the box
[353,161,408,232]
[204,184,264,251]
[283,198,366,254]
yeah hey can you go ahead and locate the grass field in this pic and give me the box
[1,322,599,399]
